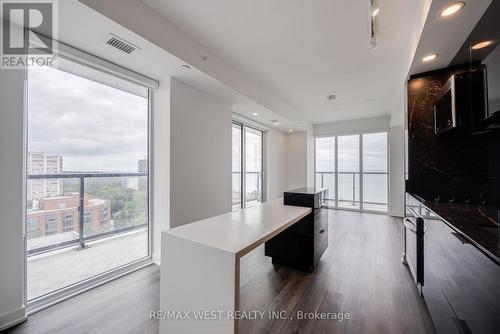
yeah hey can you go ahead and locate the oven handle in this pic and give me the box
[404,217,427,234]
[404,218,418,234]
[407,206,421,219]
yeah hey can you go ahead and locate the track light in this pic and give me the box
[369,0,378,51]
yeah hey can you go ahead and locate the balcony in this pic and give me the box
[232,171,262,209]
[316,171,388,212]
[26,173,149,301]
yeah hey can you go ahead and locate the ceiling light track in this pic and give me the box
[369,0,379,50]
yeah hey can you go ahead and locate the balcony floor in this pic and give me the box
[28,229,148,300]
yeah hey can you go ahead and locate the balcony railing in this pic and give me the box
[27,172,148,256]
[231,171,261,207]
[315,171,388,208]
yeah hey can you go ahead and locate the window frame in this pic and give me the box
[232,120,266,210]
[314,129,389,214]
[23,34,157,313]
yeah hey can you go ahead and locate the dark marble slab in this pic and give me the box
[412,194,499,262]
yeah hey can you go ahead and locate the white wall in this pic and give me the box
[389,126,405,217]
[388,88,407,217]
[306,130,315,188]
[170,78,232,228]
[266,129,286,200]
[284,132,308,190]
[0,70,26,330]
[314,116,390,136]
[152,80,171,264]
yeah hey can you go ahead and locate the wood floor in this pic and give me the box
[4,210,435,334]
[239,210,435,334]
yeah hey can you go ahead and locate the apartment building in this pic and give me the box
[26,193,111,239]
[27,152,63,201]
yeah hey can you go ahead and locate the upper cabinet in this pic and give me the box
[450,0,500,120]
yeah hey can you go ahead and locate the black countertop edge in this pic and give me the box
[407,193,500,266]
[285,187,327,195]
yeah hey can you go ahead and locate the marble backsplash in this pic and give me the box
[407,67,500,206]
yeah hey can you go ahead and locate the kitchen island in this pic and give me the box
[160,199,311,334]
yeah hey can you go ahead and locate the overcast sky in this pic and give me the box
[315,133,387,173]
[28,65,148,172]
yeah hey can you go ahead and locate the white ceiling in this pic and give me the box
[56,0,300,132]
[143,0,425,124]
[409,0,492,75]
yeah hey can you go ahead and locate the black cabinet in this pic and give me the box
[406,195,500,333]
[265,188,328,272]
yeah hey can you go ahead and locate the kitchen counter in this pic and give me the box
[160,199,311,334]
[409,193,499,263]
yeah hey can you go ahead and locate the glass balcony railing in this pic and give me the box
[26,172,150,300]
[315,171,388,212]
[232,171,261,209]
[27,172,148,255]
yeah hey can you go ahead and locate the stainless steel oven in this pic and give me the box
[403,194,426,295]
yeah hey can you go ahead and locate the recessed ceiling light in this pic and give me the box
[472,40,494,50]
[439,2,465,17]
[326,94,336,102]
[181,64,191,69]
[252,112,259,116]
[271,120,279,125]
[288,129,294,132]
[371,8,380,17]
[422,54,438,62]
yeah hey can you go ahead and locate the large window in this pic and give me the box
[26,55,151,302]
[232,122,264,209]
[362,133,389,212]
[315,132,388,212]
[338,135,360,209]
[315,137,336,205]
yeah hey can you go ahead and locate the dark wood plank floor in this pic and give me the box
[239,210,435,334]
[4,265,160,334]
[5,210,435,334]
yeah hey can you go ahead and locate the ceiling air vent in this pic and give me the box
[105,34,139,54]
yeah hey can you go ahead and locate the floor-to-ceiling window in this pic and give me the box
[315,137,336,205]
[338,135,361,209]
[362,132,389,212]
[232,124,243,210]
[232,122,264,209]
[26,54,151,304]
[315,131,388,212]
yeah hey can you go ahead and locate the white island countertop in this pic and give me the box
[164,198,312,257]
[160,199,312,334]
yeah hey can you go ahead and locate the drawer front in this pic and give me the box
[313,208,328,267]
[423,211,500,334]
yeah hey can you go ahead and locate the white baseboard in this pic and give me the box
[0,307,27,331]
[152,253,161,266]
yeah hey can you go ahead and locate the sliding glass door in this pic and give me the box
[232,122,264,209]
[26,57,150,303]
[362,132,388,212]
[232,124,242,210]
[245,127,263,207]
[315,132,388,212]
[338,135,360,209]
[315,137,336,206]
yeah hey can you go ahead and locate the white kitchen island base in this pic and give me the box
[160,199,311,334]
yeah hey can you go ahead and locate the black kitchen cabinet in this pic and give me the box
[406,194,500,333]
[265,188,328,272]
